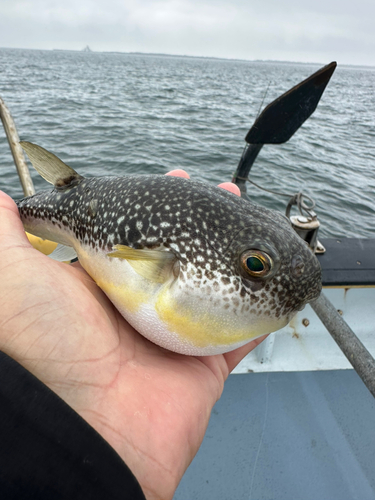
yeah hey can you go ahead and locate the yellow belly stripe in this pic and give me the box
[26,232,58,255]
[77,246,152,314]
[96,278,150,314]
[155,288,275,348]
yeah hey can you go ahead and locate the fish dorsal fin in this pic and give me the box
[48,244,78,262]
[107,244,176,284]
[20,141,83,190]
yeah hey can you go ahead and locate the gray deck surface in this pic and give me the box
[318,238,375,286]
[175,370,375,500]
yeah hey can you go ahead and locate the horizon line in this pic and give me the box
[1,46,374,70]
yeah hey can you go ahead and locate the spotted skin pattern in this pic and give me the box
[17,174,322,355]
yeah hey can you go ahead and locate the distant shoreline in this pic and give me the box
[1,46,374,70]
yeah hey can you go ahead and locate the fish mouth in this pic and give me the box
[295,289,320,313]
[305,281,322,304]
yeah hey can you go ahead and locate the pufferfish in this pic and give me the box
[16,141,322,356]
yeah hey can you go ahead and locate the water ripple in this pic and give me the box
[0,49,374,238]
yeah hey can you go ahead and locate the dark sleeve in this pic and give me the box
[0,351,146,500]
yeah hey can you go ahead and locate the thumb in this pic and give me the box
[0,190,31,248]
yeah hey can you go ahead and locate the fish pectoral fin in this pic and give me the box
[107,244,176,284]
[48,244,78,262]
[20,141,83,189]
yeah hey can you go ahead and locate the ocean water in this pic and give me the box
[0,48,374,238]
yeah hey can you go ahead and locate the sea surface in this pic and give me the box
[0,48,374,238]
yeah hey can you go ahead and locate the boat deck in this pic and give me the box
[175,369,375,500]
[318,238,375,286]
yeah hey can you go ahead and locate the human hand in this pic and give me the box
[0,174,266,500]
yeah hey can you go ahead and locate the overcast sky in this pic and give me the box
[1,0,374,66]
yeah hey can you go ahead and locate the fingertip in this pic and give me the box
[165,169,190,179]
[224,334,269,373]
[217,182,241,197]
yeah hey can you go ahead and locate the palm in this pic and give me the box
[0,191,265,500]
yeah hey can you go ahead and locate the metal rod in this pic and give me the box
[311,292,375,398]
[0,97,35,196]
[232,143,263,196]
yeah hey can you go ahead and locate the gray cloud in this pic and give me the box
[1,0,374,65]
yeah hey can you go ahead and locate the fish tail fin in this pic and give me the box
[20,141,83,190]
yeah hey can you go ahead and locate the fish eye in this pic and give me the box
[241,250,273,278]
